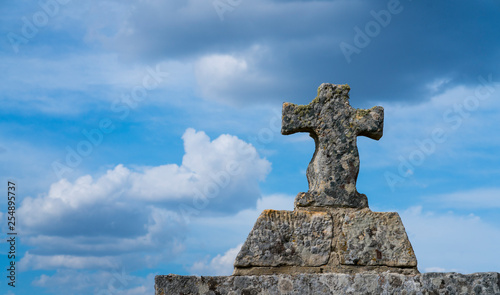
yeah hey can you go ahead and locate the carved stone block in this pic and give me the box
[336,209,417,267]
[234,210,333,267]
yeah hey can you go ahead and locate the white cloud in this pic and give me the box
[17,129,269,272]
[400,206,500,273]
[196,54,248,84]
[194,46,275,105]
[20,128,270,229]
[194,53,248,104]
[20,253,120,270]
[190,244,243,276]
[425,187,500,209]
[129,128,271,206]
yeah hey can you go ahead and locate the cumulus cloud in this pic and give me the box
[193,45,282,105]
[400,206,500,273]
[20,128,270,227]
[190,244,243,276]
[18,129,270,270]
[129,128,271,210]
[194,53,249,104]
[196,54,248,84]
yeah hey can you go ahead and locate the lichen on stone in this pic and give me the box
[356,108,370,118]
[281,83,384,208]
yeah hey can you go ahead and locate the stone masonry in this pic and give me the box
[156,272,500,294]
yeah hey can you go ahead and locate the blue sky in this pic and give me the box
[1,0,500,294]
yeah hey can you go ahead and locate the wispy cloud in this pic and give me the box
[190,244,243,276]
[424,188,500,209]
[357,79,500,191]
[401,206,500,273]
[32,269,154,295]
[20,253,120,270]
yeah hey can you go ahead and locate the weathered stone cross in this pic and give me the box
[282,83,384,208]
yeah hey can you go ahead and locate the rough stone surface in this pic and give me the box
[156,272,500,295]
[281,83,383,208]
[234,208,418,275]
[234,210,333,267]
[337,209,417,267]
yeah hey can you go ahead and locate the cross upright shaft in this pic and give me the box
[282,83,384,208]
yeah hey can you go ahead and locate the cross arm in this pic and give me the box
[355,106,384,140]
[281,102,318,135]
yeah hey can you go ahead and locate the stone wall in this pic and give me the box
[155,272,500,295]
[233,208,418,276]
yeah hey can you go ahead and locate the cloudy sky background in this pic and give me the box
[1,0,500,294]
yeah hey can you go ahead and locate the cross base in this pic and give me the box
[294,191,369,209]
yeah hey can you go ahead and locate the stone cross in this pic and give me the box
[282,83,384,208]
